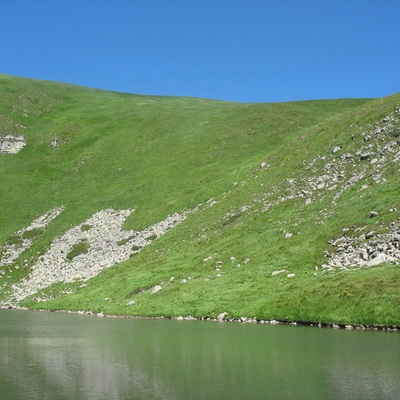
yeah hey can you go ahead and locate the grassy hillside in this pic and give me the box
[1,74,399,326]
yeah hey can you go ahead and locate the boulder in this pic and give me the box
[360,153,371,161]
[0,134,26,154]
[150,285,162,294]
[366,253,394,266]
[216,312,227,321]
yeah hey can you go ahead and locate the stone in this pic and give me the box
[150,285,162,294]
[180,278,187,284]
[366,253,394,266]
[359,249,368,260]
[0,134,26,155]
[49,138,59,147]
[360,153,371,161]
[285,233,293,238]
[287,273,296,278]
[271,269,288,276]
[331,237,344,247]
[332,146,341,154]
[126,300,136,306]
[216,312,227,321]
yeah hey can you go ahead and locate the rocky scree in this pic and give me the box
[1,207,190,305]
[201,105,400,271]
[0,115,27,154]
[321,218,400,271]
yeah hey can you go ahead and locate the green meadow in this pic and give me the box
[1,74,399,326]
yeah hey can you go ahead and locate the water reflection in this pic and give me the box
[0,310,399,400]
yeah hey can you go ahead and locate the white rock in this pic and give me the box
[0,135,26,154]
[271,270,288,276]
[367,253,395,266]
[150,285,162,294]
[217,312,227,321]
[332,146,341,154]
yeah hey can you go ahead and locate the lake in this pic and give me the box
[0,309,399,399]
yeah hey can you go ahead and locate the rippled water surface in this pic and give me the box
[0,309,399,399]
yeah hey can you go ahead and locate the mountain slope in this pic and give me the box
[1,74,399,326]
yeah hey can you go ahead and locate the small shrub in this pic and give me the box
[117,235,137,246]
[80,224,92,232]
[145,234,157,241]
[22,228,44,239]
[5,235,23,247]
[66,239,90,260]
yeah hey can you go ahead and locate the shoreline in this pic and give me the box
[1,305,399,333]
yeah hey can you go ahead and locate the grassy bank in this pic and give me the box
[1,74,399,326]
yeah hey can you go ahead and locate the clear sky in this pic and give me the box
[1,0,399,102]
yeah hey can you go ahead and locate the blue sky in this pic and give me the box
[1,0,399,102]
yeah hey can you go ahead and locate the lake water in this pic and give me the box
[0,309,399,400]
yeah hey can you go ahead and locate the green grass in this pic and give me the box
[1,73,399,326]
[66,239,90,260]
[21,228,44,240]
